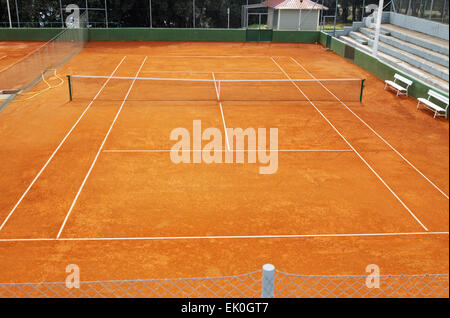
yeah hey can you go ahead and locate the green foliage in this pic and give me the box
[0,0,254,28]
[0,0,386,28]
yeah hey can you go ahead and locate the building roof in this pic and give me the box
[262,0,328,10]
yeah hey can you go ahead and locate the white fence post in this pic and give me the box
[262,264,275,298]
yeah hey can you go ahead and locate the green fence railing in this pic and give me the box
[0,22,121,28]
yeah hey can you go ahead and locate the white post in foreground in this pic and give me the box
[6,0,13,28]
[372,0,385,57]
[262,264,275,298]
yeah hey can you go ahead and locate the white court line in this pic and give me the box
[212,72,220,101]
[271,57,429,232]
[149,55,289,58]
[141,70,283,74]
[56,57,148,239]
[219,103,231,151]
[291,57,449,200]
[0,56,128,233]
[212,72,231,152]
[103,149,354,153]
[0,231,447,243]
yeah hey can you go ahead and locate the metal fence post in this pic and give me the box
[149,0,152,28]
[6,0,12,28]
[262,264,275,298]
[429,0,435,20]
[333,0,338,37]
[14,0,19,28]
[59,0,64,27]
[193,0,196,28]
[443,0,447,23]
[105,0,108,28]
[85,0,89,26]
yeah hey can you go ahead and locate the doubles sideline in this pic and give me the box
[290,57,449,200]
[271,57,429,232]
[56,57,149,239]
[0,56,128,232]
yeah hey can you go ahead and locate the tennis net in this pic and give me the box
[67,75,366,103]
[0,15,88,94]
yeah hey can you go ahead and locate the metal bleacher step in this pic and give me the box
[360,27,449,68]
[340,35,449,93]
[349,31,449,82]
[381,23,449,56]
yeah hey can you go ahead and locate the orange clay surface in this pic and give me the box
[0,41,47,71]
[0,41,448,285]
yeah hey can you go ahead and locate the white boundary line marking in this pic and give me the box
[271,57,429,232]
[102,149,354,153]
[212,72,220,101]
[212,72,231,152]
[0,231,447,243]
[219,103,231,152]
[148,55,291,59]
[56,57,148,239]
[290,57,449,200]
[0,56,127,233]
[141,70,283,74]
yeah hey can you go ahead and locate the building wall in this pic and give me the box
[273,9,279,29]
[299,10,319,30]
[276,9,320,30]
[279,10,300,30]
[267,8,274,29]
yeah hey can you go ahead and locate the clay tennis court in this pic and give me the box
[0,41,448,289]
[0,41,48,71]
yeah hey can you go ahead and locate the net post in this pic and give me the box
[360,79,366,102]
[262,264,275,298]
[67,75,72,101]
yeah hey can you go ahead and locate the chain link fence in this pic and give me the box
[2,1,448,29]
[274,271,449,298]
[0,266,448,298]
[392,0,449,24]
[0,0,263,29]
[0,11,87,93]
